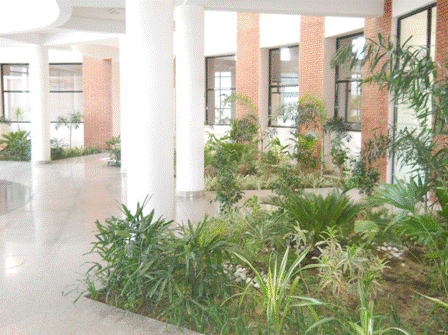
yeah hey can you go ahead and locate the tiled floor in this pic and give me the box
[0,154,200,334]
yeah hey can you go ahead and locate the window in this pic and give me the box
[392,4,437,180]
[49,64,83,122]
[1,64,30,122]
[1,63,83,122]
[268,45,299,127]
[205,55,236,125]
[335,34,365,130]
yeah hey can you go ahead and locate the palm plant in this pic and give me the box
[266,189,363,244]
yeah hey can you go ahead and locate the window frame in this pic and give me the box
[1,63,30,121]
[268,44,299,128]
[334,32,364,131]
[205,54,236,126]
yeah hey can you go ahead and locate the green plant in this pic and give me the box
[0,130,30,161]
[347,133,388,196]
[172,219,233,301]
[275,94,327,132]
[289,130,320,170]
[0,116,11,124]
[50,138,66,160]
[324,116,353,178]
[275,94,327,172]
[266,189,363,244]
[209,134,245,211]
[106,135,121,167]
[225,93,260,143]
[372,177,431,223]
[232,247,323,335]
[83,198,175,308]
[55,112,83,148]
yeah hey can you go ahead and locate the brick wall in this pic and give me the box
[299,16,325,99]
[362,0,392,181]
[83,57,113,149]
[236,13,260,118]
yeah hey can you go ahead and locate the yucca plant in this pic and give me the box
[232,247,323,334]
[266,189,363,244]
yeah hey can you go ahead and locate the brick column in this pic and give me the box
[362,0,392,181]
[299,16,325,99]
[236,13,260,118]
[436,0,448,70]
[299,17,326,159]
[83,57,113,149]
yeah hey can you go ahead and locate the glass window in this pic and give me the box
[335,34,365,130]
[393,4,437,181]
[49,64,83,121]
[1,63,83,122]
[205,55,236,125]
[269,45,299,127]
[1,64,30,121]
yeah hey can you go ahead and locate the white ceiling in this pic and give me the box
[0,0,384,49]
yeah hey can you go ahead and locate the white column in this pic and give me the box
[175,5,205,196]
[125,0,175,219]
[119,35,129,174]
[29,44,51,164]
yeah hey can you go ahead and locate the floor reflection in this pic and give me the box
[176,192,218,224]
[0,179,31,216]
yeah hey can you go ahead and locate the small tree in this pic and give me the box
[332,34,448,196]
[55,112,83,149]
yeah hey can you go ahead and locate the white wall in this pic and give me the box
[325,17,365,38]
[260,14,301,48]
[393,0,436,18]
[204,11,236,56]
[0,46,82,63]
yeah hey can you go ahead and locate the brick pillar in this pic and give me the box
[83,57,113,149]
[436,0,448,70]
[299,17,326,159]
[299,16,325,99]
[236,13,260,118]
[362,0,392,181]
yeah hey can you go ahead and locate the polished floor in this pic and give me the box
[0,154,201,334]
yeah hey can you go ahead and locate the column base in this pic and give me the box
[176,190,205,199]
[32,160,52,166]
